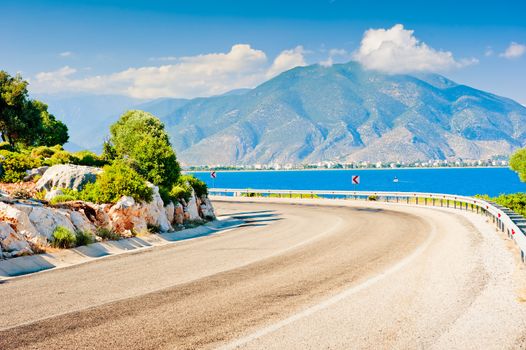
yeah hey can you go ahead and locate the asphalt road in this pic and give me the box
[1,199,525,349]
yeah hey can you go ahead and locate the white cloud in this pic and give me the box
[266,46,307,78]
[148,56,178,62]
[484,47,494,57]
[59,51,73,57]
[31,44,307,99]
[353,24,474,74]
[500,42,526,59]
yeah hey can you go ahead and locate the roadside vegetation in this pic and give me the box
[476,147,526,218]
[51,226,95,249]
[0,70,207,206]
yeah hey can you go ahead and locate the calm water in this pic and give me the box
[190,168,526,197]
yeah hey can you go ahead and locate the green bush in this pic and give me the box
[147,223,160,233]
[74,150,106,167]
[158,186,172,206]
[476,193,526,218]
[31,145,57,158]
[179,175,208,198]
[368,195,378,201]
[108,110,181,188]
[75,230,94,246]
[51,226,76,248]
[510,148,526,182]
[170,183,193,202]
[0,151,40,182]
[47,150,80,165]
[80,161,153,204]
[49,194,77,205]
[34,189,47,201]
[96,227,121,241]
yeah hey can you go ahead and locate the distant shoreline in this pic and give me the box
[187,166,509,173]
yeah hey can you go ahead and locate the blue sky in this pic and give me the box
[1,0,525,103]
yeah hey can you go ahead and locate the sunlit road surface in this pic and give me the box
[1,199,525,349]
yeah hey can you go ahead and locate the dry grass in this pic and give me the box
[0,181,37,197]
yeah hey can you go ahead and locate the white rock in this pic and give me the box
[24,166,49,182]
[70,211,96,233]
[200,196,216,220]
[15,204,76,240]
[0,202,40,241]
[142,185,172,232]
[108,185,173,234]
[0,222,32,256]
[186,190,201,221]
[165,202,175,223]
[108,196,147,234]
[36,164,102,191]
[113,196,135,210]
[45,189,64,201]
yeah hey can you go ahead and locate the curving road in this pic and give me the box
[0,199,525,349]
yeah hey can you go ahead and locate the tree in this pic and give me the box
[510,148,526,182]
[109,110,181,188]
[30,100,69,146]
[0,71,37,146]
[0,70,69,147]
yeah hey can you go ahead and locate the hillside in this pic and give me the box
[43,62,526,165]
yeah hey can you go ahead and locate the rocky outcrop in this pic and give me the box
[36,164,102,192]
[0,202,40,242]
[0,179,215,258]
[174,203,184,225]
[24,166,49,182]
[14,204,77,240]
[108,185,174,235]
[186,190,201,221]
[200,197,216,220]
[0,222,33,258]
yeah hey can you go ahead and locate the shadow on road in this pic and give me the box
[221,210,276,216]
[354,207,384,213]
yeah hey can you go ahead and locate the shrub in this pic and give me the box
[476,193,526,218]
[510,148,526,182]
[47,150,79,165]
[0,151,40,182]
[34,189,47,201]
[147,223,160,233]
[80,161,153,204]
[170,183,193,202]
[179,174,208,198]
[96,227,121,241]
[51,226,76,248]
[368,195,378,201]
[108,110,181,188]
[31,145,57,158]
[158,186,172,206]
[74,150,106,167]
[49,194,77,205]
[75,230,94,246]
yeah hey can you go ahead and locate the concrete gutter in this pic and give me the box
[0,216,244,280]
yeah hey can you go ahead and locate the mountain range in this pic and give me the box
[38,61,526,165]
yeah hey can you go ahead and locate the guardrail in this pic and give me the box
[209,188,526,264]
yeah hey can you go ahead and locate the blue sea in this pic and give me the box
[190,168,526,197]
